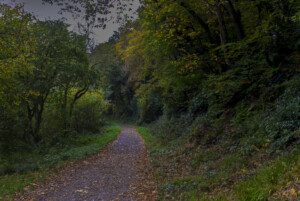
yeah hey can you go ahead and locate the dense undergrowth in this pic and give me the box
[139,128,300,200]
[138,74,300,200]
[0,125,121,200]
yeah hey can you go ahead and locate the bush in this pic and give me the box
[0,104,28,154]
[188,92,208,117]
[261,76,300,151]
[231,75,300,154]
[71,91,108,133]
[40,98,65,143]
[149,114,193,142]
[138,90,163,123]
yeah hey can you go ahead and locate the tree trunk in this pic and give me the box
[33,102,43,144]
[216,1,228,45]
[226,0,245,40]
[179,1,216,44]
[25,104,35,143]
[25,101,43,145]
[69,86,89,117]
[62,85,69,131]
[25,91,49,145]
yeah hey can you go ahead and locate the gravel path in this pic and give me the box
[16,127,157,201]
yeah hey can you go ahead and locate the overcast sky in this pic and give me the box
[1,0,139,44]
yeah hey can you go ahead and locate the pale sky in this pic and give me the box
[1,0,139,44]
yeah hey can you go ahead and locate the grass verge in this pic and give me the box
[234,149,300,201]
[137,127,161,149]
[0,124,121,200]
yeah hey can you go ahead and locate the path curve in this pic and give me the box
[16,127,157,201]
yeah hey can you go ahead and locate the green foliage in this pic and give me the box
[0,4,36,152]
[91,41,137,118]
[229,75,300,155]
[0,9,111,201]
[138,90,163,123]
[20,20,91,144]
[148,114,193,143]
[116,0,299,123]
[71,91,108,133]
[262,76,300,151]
[137,127,162,150]
[109,0,300,200]
[0,0,299,200]
[0,3,107,154]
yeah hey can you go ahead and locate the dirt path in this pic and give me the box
[16,127,157,201]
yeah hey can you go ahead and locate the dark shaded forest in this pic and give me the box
[1,0,300,200]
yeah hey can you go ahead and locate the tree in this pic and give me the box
[114,0,299,122]
[0,4,36,151]
[20,20,90,144]
[43,0,140,50]
[91,37,137,118]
